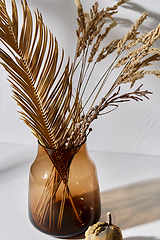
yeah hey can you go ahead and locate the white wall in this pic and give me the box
[0,0,160,156]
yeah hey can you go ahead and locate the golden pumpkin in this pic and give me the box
[85,212,123,240]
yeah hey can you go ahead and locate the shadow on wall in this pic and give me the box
[100,179,160,230]
[29,0,160,36]
[122,1,160,26]
[114,1,160,32]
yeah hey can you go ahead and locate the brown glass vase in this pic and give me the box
[28,141,101,237]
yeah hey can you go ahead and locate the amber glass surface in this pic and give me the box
[28,142,101,237]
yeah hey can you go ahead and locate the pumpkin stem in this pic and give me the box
[107,212,112,225]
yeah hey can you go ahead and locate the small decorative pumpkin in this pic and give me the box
[85,212,123,240]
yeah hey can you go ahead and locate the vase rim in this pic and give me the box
[38,136,86,151]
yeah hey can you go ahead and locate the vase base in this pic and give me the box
[28,190,101,238]
[29,209,100,238]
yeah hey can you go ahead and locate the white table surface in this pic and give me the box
[0,143,160,240]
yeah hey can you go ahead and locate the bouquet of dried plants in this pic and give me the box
[0,0,160,230]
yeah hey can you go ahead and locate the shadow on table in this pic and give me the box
[125,237,160,240]
[3,167,159,238]
[70,179,160,239]
[100,179,160,230]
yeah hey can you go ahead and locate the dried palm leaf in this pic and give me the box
[0,0,82,151]
[0,0,83,190]
[0,0,84,228]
